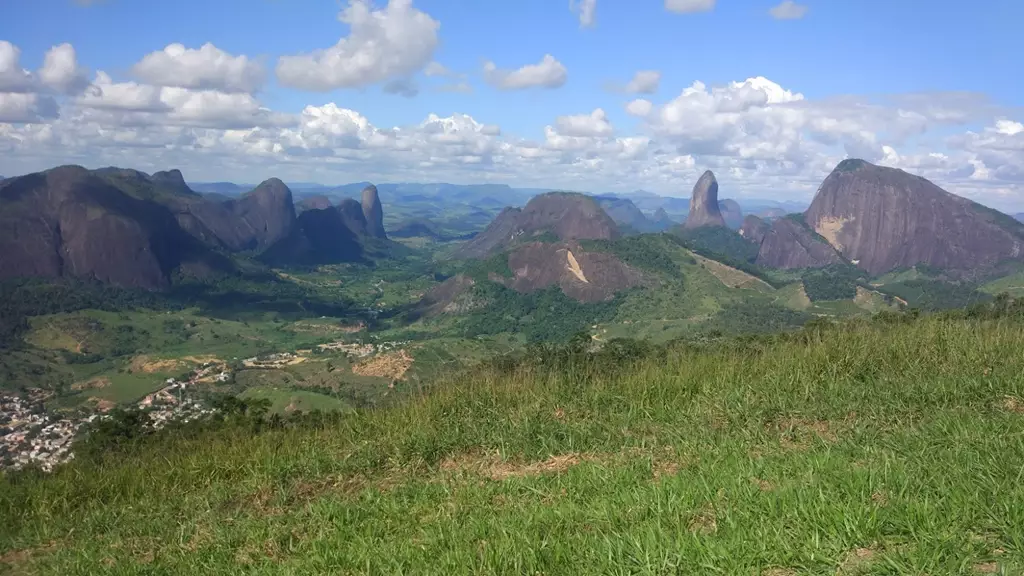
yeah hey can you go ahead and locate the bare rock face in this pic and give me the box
[684,171,727,229]
[172,177,297,252]
[361,184,387,239]
[296,195,332,214]
[231,178,296,250]
[454,207,524,259]
[0,166,227,289]
[755,217,843,269]
[261,199,369,267]
[739,215,770,245]
[804,159,1024,275]
[455,192,619,259]
[718,198,743,230]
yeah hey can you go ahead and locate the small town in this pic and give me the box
[0,361,224,473]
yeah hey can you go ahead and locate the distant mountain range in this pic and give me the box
[5,159,1024,299]
[0,166,396,288]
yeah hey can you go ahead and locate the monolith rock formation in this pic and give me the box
[684,171,727,229]
[803,159,1024,275]
[361,184,387,239]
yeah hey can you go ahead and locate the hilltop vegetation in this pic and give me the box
[3,304,1024,573]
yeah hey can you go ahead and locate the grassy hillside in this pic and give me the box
[3,307,1024,574]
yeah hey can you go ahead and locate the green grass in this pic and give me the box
[982,272,1024,297]
[3,312,1024,573]
[238,386,352,415]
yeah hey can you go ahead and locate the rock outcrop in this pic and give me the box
[684,171,727,229]
[503,241,644,302]
[99,171,298,254]
[718,198,743,230]
[228,178,296,251]
[361,184,387,239]
[739,215,770,245]
[595,196,652,233]
[150,169,194,197]
[261,188,391,266]
[0,166,228,289]
[455,192,619,259]
[296,195,332,214]
[804,159,1024,274]
[755,217,843,269]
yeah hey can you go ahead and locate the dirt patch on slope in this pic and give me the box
[130,355,185,374]
[72,377,111,391]
[352,350,413,380]
[182,355,222,365]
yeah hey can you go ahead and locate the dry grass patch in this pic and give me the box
[129,355,185,374]
[974,562,1000,574]
[72,376,110,391]
[87,396,116,412]
[770,416,846,451]
[999,396,1024,414]
[0,540,58,571]
[837,546,879,574]
[694,254,773,291]
[440,451,591,481]
[750,477,775,491]
[687,504,718,535]
[762,569,797,576]
[352,350,413,380]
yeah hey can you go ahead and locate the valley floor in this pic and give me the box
[3,312,1024,574]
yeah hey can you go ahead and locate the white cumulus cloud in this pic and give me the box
[570,0,597,27]
[625,98,653,117]
[483,55,567,90]
[132,43,265,93]
[0,93,59,123]
[39,44,89,94]
[769,1,808,20]
[625,70,661,94]
[554,108,613,138]
[665,0,716,14]
[276,0,439,92]
[0,41,35,93]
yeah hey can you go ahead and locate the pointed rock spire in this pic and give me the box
[684,170,727,229]
[361,184,386,239]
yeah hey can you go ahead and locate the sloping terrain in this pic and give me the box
[4,311,1024,574]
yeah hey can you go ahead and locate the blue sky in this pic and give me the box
[1,0,1023,208]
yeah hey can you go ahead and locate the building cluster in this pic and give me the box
[0,392,96,472]
[1,361,226,473]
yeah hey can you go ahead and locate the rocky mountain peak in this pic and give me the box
[739,215,770,245]
[233,178,296,250]
[361,184,386,239]
[805,158,1024,274]
[151,168,197,197]
[684,170,726,229]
